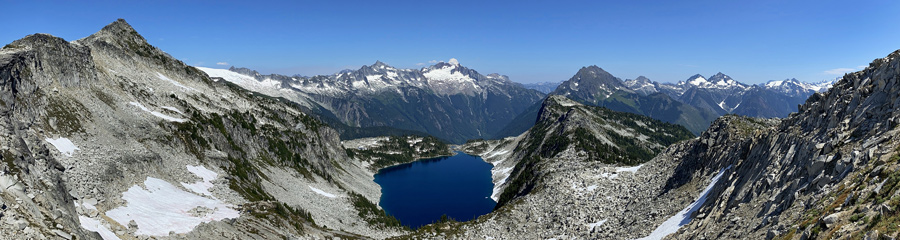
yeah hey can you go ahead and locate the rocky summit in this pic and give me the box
[2,18,900,240]
[0,19,408,239]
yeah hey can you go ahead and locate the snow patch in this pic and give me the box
[366,75,383,82]
[106,177,240,236]
[159,106,184,115]
[129,102,187,123]
[180,165,218,197]
[406,137,423,145]
[765,80,784,88]
[82,199,98,210]
[587,219,607,231]
[616,164,642,174]
[687,76,708,86]
[423,65,474,83]
[309,186,337,198]
[637,166,731,240]
[600,164,643,180]
[46,138,78,157]
[79,215,121,240]
[386,71,399,79]
[484,150,510,160]
[490,166,515,201]
[156,72,196,92]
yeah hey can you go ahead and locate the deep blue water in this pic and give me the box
[374,151,496,229]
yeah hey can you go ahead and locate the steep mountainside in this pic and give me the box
[0,19,411,239]
[552,66,718,134]
[657,50,900,239]
[200,60,546,143]
[400,95,695,239]
[412,49,900,239]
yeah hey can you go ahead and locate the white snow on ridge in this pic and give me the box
[687,76,708,86]
[106,177,240,236]
[423,65,474,83]
[309,186,337,198]
[79,215,121,240]
[636,165,731,240]
[129,102,187,123]
[46,138,78,157]
[156,72,197,92]
[366,74,383,82]
[197,67,282,90]
[717,100,727,110]
[180,165,218,197]
[765,80,784,88]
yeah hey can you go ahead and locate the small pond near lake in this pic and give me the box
[374,151,496,229]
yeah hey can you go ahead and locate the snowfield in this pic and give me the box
[45,137,78,156]
[196,67,281,89]
[423,64,475,83]
[79,215,121,240]
[180,165,218,197]
[105,177,240,236]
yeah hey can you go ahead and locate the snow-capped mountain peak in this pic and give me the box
[370,60,393,70]
[707,72,743,88]
[624,76,659,95]
[685,74,708,86]
[423,60,476,84]
[762,77,836,96]
[678,73,746,90]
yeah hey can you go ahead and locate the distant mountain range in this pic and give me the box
[625,73,836,118]
[204,62,835,139]
[551,66,836,134]
[550,66,720,134]
[200,59,545,143]
[522,81,562,94]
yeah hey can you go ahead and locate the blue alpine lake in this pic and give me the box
[374,151,497,229]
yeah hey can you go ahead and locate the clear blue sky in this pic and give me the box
[4,0,899,84]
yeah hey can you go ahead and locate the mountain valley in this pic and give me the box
[0,19,898,240]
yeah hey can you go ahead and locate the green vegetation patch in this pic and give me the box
[349,192,407,230]
[347,136,451,170]
[44,95,91,134]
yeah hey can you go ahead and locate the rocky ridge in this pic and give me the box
[402,50,900,239]
[0,19,409,239]
[399,95,697,239]
[201,59,546,144]
[552,66,720,134]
